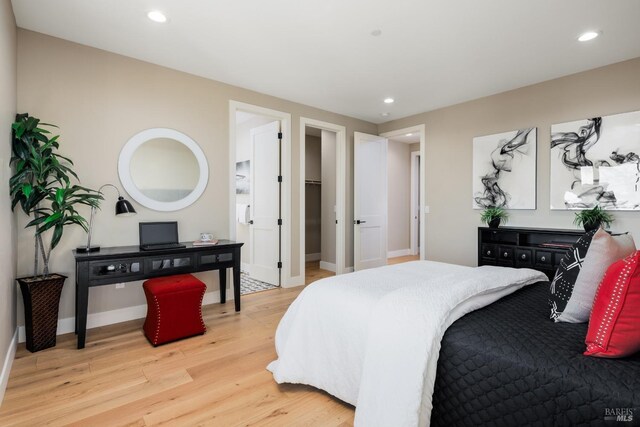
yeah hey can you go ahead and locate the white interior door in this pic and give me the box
[250,121,280,285]
[354,132,388,271]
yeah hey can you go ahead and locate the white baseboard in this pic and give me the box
[388,249,411,258]
[241,262,250,273]
[18,289,230,343]
[344,267,354,273]
[0,329,18,407]
[305,253,321,262]
[285,275,305,288]
[319,261,336,272]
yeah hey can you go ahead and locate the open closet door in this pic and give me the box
[354,132,388,271]
[250,121,281,286]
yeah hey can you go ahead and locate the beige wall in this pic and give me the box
[305,134,322,182]
[0,0,17,396]
[16,29,377,326]
[305,134,321,255]
[387,140,411,253]
[379,57,640,267]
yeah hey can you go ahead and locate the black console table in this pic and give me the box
[478,227,585,280]
[72,240,243,349]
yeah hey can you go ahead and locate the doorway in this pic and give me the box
[229,102,292,294]
[353,125,425,271]
[386,134,421,262]
[380,125,426,262]
[299,118,347,286]
[304,126,338,284]
[410,150,421,256]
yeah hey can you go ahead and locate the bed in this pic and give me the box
[268,261,548,426]
[432,281,640,426]
[268,260,640,426]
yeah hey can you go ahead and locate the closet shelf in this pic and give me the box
[305,180,322,185]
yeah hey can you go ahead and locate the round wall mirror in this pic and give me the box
[118,128,209,211]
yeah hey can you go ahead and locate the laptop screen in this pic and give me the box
[139,222,179,246]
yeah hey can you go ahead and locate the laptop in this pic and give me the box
[139,221,186,251]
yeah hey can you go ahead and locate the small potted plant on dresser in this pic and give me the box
[480,206,509,228]
[10,113,102,352]
[573,205,614,232]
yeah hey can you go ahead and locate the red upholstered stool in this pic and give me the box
[143,274,207,346]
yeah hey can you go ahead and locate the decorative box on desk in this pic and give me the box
[478,227,585,280]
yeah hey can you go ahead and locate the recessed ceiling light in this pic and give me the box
[371,29,382,37]
[383,98,395,104]
[381,112,390,117]
[147,11,167,23]
[578,31,599,42]
[405,133,413,137]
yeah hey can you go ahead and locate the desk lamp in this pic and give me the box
[76,184,136,253]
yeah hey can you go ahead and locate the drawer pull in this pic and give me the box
[503,252,509,258]
[521,254,527,260]
[541,256,546,262]
[487,250,491,256]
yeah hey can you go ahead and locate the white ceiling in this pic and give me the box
[12,0,640,124]
[389,134,420,144]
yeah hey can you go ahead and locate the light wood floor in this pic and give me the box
[305,261,335,284]
[1,255,420,426]
[304,254,420,284]
[387,255,420,265]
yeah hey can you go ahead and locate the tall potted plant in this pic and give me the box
[10,113,102,352]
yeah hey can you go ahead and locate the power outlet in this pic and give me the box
[115,283,125,289]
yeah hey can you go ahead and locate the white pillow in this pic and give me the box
[556,228,636,323]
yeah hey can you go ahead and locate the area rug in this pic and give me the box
[240,272,279,295]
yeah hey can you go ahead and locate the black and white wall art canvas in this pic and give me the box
[235,160,250,195]
[472,128,537,209]
[550,110,640,210]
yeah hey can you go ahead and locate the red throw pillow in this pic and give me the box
[584,250,640,358]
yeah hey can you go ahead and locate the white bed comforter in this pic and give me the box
[267,261,546,426]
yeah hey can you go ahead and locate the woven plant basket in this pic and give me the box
[17,274,66,353]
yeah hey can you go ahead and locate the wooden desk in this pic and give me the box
[72,240,243,349]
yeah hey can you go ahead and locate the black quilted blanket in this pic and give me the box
[431,281,640,426]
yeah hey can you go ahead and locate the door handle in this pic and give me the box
[248,220,254,225]
[354,220,367,225]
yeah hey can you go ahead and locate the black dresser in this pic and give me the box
[478,227,585,280]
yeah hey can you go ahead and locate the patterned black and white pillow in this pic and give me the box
[549,229,597,321]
